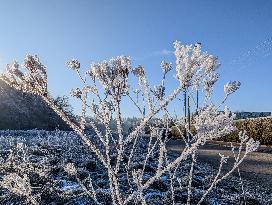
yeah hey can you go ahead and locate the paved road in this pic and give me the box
[166,140,272,187]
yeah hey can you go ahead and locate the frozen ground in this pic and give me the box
[0,130,271,205]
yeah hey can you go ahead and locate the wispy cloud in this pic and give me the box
[135,48,173,61]
[152,49,173,56]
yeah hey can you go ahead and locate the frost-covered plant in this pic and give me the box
[0,41,259,205]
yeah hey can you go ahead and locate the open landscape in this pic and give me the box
[0,1,271,205]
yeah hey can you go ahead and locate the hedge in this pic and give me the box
[222,118,272,145]
[169,118,272,145]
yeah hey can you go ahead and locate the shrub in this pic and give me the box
[222,118,272,145]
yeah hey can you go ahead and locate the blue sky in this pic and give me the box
[0,0,271,116]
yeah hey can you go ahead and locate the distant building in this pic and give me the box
[234,112,271,120]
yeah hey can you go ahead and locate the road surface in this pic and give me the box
[166,140,272,187]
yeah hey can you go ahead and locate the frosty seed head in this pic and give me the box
[224,81,241,96]
[160,60,172,74]
[66,59,81,70]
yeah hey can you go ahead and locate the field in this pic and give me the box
[0,130,271,205]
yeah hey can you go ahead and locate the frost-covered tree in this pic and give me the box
[0,41,259,205]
